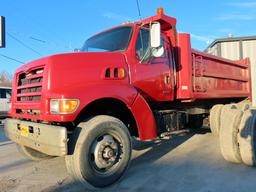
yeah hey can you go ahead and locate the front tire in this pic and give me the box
[65,115,132,189]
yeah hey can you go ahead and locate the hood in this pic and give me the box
[16,52,127,74]
[49,52,127,68]
[14,51,129,96]
[23,52,128,93]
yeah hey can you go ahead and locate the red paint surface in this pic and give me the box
[130,94,157,140]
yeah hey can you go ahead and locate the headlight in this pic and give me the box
[50,99,80,114]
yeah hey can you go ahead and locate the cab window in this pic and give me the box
[136,28,166,61]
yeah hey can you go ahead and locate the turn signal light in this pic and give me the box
[104,67,126,79]
[50,99,79,114]
[119,68,126,79]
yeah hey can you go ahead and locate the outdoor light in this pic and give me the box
[157,7,164,15]
[50,99,79,114]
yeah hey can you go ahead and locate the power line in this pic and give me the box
[136,0,142,20]
[0,53,24,64]
[7,32,42,56]
[8,29,70,50]
[29,36,46,43]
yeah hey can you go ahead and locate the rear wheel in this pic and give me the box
[219,105,243,163]
[236,101,251,112]
[209,104,223,136]
[65,115,132,189]
[17,145,52,161]
[238,109,256,166]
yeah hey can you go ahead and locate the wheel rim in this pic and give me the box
[90,133,123,173]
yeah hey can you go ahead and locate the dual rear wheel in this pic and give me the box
[210,102,256,166]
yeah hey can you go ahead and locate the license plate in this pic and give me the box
[20,125,29,137]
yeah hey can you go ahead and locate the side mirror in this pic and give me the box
[150,22,161,48]
[150,22,164,58]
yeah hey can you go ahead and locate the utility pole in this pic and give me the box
[0,16,5,48]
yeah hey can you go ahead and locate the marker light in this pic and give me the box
[50,99,79,114]
[157,7,164,15]
[119,68,126,79]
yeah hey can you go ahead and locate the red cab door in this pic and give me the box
[131,28,174,102]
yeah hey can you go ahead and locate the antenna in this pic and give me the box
[136,0,142,20]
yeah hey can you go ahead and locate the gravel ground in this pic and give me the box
[1,130,256,192]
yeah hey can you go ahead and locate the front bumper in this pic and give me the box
[5,118,68,156]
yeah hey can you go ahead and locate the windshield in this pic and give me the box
[81,26,133,52]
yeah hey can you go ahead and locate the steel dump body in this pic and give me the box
[176,33,250,100]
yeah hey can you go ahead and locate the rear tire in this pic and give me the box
[236,101,251,112]
[65,115,132,189]
[209,104,223,136]
[238,109,256,166]
[17,145,52,161]
[219,105,243,163]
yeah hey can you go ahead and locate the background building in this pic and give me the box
[205,35,256,65]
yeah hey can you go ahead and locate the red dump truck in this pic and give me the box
[5,8,255,189]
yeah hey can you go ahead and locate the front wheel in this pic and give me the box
[65,115,132,189]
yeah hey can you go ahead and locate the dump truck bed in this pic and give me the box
[176,33,250,100]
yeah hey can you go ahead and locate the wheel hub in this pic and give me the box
[103,147,116,158]
[92,135,120,170]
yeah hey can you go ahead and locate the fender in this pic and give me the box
[73,84,158,141]
[47,82,157,140]
[74,86,158,141]
[46,83,157,141]
[44,83,138,122]
[130,93,157,140]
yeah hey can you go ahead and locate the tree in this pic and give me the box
[0,70,12,87]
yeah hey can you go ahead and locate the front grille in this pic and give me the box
[15,67,45,116]
[17,67,44,101]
